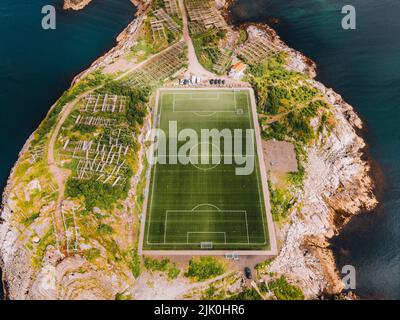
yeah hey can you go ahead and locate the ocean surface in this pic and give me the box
[231,0,400,299]
[0,0,137,299]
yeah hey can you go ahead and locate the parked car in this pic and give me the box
[244,267,252,279]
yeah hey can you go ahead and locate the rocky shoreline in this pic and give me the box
[0,131,37,300]
[63,0,93,11]
[230,21,377,297]
[0,0,150,301]
[0,0,377,300]
[219,0,377,297]
[71,0,151,85]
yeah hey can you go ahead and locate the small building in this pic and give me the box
[229,62,247,80]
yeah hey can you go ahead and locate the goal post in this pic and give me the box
[200,242,213,249]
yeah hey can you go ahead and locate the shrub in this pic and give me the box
[255,259,272,271]
[129,250,141,278]
[144,257,170,272]
[269,276,304,300]
[96,81,149,126]
[115,292,132,300]
[65,176,130,211]
[31,70,108,146]
[97,223,114,235]
[269,182,293,222]
[250,63,266,77]
[265,86,291,115]
[230,288,262,300]
[185,257,225,281]
[23,212,40,227]
[84,248,101,261]
[168,264,180,280]
[286,111,315,144]
[262,121,288,141]
[291,86,317,102]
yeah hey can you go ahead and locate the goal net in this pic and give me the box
[200,242,213,249]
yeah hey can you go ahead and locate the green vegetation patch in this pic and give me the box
[65,178,131,211]
[192,29,228,73]
[268,181,294,222]
[22,212,40,227]
[96,81,149,126]
[144,257,170,272]
[144,257,181,279]
[267,276,304,300]
[62,81,150,211]
[129,249,141,278]
[31,70,110,148]
[83,247,101,261]
[230,288,262,300]
[185,257,225,281]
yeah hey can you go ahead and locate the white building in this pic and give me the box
[229,62,247,80]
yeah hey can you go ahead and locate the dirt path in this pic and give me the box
[47,90,97,251]
[46,65,151,252]
[178,0,215,78]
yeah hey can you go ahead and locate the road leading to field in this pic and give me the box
[178,0,215,78]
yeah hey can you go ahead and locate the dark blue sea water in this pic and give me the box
[231,0,400,299]
[0,0,136,299]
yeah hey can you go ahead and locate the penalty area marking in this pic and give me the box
[171,91,243,115]
[159,207,251,246]
[187,232,227,245]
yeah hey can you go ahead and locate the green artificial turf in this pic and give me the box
[143,89,270,250]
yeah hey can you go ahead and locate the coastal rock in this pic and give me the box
[235,22,376,298]
[63,0,93,11]
[71,0,151,85]
[268,37,377,297]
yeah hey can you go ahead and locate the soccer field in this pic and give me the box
[142,89,272,251]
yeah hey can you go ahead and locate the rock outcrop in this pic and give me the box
[71,0,152,85]
[255,25,378,298]
[63,0,93,11]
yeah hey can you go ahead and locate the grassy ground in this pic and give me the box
[143,89,270,250]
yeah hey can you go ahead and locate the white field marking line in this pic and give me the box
[186,232,227,245]
[164,211,168,244]
[250,86,277,251]
[147,91,217,245]
[245,91,267,245]
[146,90,267,247]
[192,111,217,117]
[171,91,236,98]
[191,203,222,211]
[172,91,238,114]
[156,155,256,157]
[149,242,261,245]
[245,212,250,244]
[146,92,164,246]
[166,209,247,213]
[171,92,220,97]
[189,93,220,100]
[157,209,251,246]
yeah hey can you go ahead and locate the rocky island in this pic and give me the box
[63,0,93,11]
[0,0,377,300]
